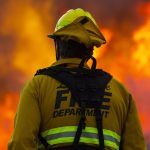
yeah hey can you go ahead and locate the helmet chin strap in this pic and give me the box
[78,54,97,70]
[55,38,70,60]
[54,39,61,60]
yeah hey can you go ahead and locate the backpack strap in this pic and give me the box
[72,70,112,150]
[35,66,112,150]
[35,66,80,149]
[95,71,112,150]
[73,101,86,150]
[38,134,52,150]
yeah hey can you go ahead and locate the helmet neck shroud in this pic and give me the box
[55,38,94,60]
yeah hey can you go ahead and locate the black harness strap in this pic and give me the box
[38,134,51,150]
[35,63,112,150]
[95,71,112,150]
[73,102,86,149]
[95,108,104,150]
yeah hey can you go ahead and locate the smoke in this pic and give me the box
[0,0,55,98]
[54,0,142,26]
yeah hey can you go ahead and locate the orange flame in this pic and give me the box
[0,93,19,150]
[1,1,55,78]
[12,7,55,77]
[131,18,150,77]
[94,28,113,58]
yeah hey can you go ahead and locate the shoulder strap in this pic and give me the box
[36,66,77,88]
[35,66,79,149]
[35,66,112,150]
[38,134,52,150]
[73,71,112,150]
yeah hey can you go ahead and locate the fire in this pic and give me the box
[87,28,113,69]
[94,28,113,58]
[12,7,55,77]
[0,93,19,150]
[129,2,150,143]
[1,0,55,78]
[131,17,150,77]
[0,1,150,149]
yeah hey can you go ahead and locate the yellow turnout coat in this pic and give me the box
[8,58,146,150]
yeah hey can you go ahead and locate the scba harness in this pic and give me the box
[35,58,112,150]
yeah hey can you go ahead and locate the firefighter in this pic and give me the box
[8,8,147,150]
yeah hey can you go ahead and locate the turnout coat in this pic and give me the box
[8,58,146,150]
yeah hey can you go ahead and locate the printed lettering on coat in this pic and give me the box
[53,85,112,118]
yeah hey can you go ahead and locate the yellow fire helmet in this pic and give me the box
[48,8,106,48]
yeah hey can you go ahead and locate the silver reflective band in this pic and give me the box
[39,126,120,150]
[44,131,120,146]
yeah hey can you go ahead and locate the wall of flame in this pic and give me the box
[0,0,150,149]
